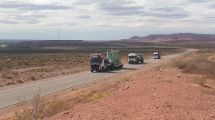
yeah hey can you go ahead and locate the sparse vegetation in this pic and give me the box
[73,90,109,103]
[171,49,215,79]
[0,47,181,88]
[168,49,215,87]
[0,52,89,87]
[13,90,110,119]
[14,94,69,120]
[192,77,207,87]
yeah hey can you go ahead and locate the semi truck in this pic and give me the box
[153,51,161,59]
[89,50,123,72]
[128,53,144,64]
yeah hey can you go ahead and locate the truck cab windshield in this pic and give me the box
[129,56,137,59]
[91,58,101,63]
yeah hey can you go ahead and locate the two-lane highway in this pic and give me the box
[0,50,192,109]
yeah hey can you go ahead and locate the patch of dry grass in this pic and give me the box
[0,53,89,88]
[171,50,215,79]
[13,94,69,120]
[73,90,109,103]
[12,90,110,120]
[155,49,215,88]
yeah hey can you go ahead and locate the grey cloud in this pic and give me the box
[205,16,215,19]
[74,0,143,16]
[0,11,48,24]
[209,3,215,8]
[188,0,205,3]
[14,13,47,24]
[150,6,183,12]
[74,0,189,18]
[78,15,91,19]
[45,22,77,26]
[100,2,143,16]
[145,12,190,19]
[99,2,189,18]
[188,0,214,3]
[146,6,190,19]
[0,19,18,24]
[0,1,71,11]
[73,0,99,5]
[0,1,65,25]
[182,19,215,24]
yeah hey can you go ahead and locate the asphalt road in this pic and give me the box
[0,50,192,109]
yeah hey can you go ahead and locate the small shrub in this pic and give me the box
[29,76,37,81]
[6,81,15,85]
[17,80,24,83]
[193,77,206,86]
[14,94,68,120]
[172,52,215,79]
[2,72,13,79]
[90,92,108,101]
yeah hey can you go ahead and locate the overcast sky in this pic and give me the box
[0,0,214,40]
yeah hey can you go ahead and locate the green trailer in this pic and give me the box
[106,50,123,69]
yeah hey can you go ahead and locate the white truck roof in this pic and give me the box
[128,53,137,56]
[153,52,159,55]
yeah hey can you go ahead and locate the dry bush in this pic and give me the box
[14,90,109,119]
[171,52,215,79]
[73,90,109,103]
[14,94,45,120]
[14,94,69,120]
[17,79,25,83]
[1,71,19,80]
[29,75,37,81]
[193,77,207,87]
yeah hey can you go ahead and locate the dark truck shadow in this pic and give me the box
[128,62,149,65]
[122,67,136,70]
[91,71,118,74]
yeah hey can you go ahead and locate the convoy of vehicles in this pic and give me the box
[89,50,123,72]
[89,50,161,73]
[128,53,144,64]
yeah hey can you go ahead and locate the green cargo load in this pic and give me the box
[106,50,123,69]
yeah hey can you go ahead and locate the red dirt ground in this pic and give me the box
[48,68,215,120]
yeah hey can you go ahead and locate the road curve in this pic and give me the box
[0,50,192,109]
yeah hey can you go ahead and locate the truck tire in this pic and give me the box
[107,67,110,72]
[90,69,94,72]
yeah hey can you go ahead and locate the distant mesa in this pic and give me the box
[126,33,215,42]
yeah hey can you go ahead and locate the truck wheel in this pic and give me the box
[90,69,94,72]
